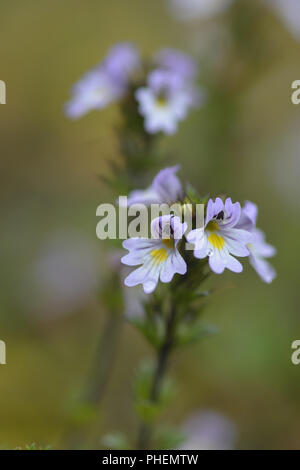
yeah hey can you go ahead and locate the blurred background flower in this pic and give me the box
[178,410,237,450]
[26,233,102,319]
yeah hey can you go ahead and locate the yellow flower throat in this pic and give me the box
[206,220,225,250]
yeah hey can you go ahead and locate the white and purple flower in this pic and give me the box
[65,42,139,119]
[135,69,202,135]
[126,165,183,206]
[121,215,187,294]
[237,201,276,283]
[187,197,251,274]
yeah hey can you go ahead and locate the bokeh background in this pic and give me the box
[0,0,300,450]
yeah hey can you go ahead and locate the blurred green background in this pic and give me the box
[0,0,299,449]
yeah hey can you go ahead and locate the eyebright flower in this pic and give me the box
[187,197,251,274]
[135,69,202,135]
[65,42,139,119]
[237,201,276,283]
[126,165,183,206]
[121,215,187,294]
[65,68,124,119]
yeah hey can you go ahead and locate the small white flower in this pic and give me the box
[65,42,140,119]
[187,197,251,274]
[65,68,124,119]
[121,215,187,294]
[136,70,201,135]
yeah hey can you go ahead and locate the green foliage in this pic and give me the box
[153,426,186,450]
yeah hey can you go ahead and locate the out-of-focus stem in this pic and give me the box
[64,305,123,449]
[137,303,178,450]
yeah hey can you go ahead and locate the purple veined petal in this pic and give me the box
[142,273,160,293]
[124,258,161,293]
[205,198,224,225]
[223,234,250,257]
[124,265,149,287]
[121,239,158,267]
[187,228,206,254]
[121,249,148,267]
[249,254,276,284]
[122,238,156,251]
[173,221,188,241]
[225,254,243,273]
[250,229,276,258]
[150,215,166,239]
[222,227,253,245]
[205,199,215,225]
[150,214,183,240]
[221,198,241,228]
[208,250,226,274]
[173,249,188,275]
[160,250,187,283]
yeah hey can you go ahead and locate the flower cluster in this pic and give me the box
[65,43,204,135]
[122,166,276,293]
